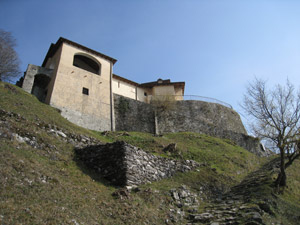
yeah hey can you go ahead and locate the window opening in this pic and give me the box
[73,54,101,75]
[82,87,89,95]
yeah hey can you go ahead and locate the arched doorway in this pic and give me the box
[31,74,51,102]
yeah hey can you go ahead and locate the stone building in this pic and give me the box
[18,37,271,156]
[19,37,185,131]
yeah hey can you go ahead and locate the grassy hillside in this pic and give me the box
[0,82,299,224]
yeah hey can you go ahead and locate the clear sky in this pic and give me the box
[1,0,300,127]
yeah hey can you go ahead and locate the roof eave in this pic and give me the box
[112,74,139,86]
[42,37,117,67]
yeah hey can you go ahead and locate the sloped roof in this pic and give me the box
[113,74,139,86]
[42,37,117,67]
[113,76,185,94]
[139,79,185,88]
[139,79,185,94]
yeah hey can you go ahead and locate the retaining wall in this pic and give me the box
[114,94,155,133]
[75,141,199,186]
[113,94,271,157]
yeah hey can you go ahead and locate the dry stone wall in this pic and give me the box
[75,141,199,186]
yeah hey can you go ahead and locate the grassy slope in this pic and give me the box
[0,82,299,224]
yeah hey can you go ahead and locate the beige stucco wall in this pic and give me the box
[137,87,152,103]
[112,77,184,104]
[136,85,183,103]
[153,85,175,96]
[174,86,184,100]
[48,42,113,131]
[112,78,136,100]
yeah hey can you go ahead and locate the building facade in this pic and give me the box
[20,37,185,131]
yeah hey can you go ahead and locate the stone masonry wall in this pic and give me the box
[22,64,53,94]
[114,94,155,133]
[155,101,272,157]
[75,141,199,186]
[156,100,247,135]
[114,95,247,136]
[113,95,271,157]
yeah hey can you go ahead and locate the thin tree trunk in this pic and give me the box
[154,109,159,136]
[276,149,287,187]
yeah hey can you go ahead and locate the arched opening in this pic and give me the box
[31,74,51,103]
[73,54,101,75]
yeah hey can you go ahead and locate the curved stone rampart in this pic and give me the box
[156,100,247,135]
[113,95,271,157]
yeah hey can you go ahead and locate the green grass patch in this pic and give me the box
[1,82,300,224]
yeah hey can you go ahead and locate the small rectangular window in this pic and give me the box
[118,82,120,88]
[82,87,89,95]
[144,92,147,96]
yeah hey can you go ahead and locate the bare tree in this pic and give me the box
[150,95,177,135]
[242,78,300,188]
[0,29,20,82]
[151,95,176,111]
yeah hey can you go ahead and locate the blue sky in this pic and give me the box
[1,0,300,126]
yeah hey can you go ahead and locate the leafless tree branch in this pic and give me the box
[0,29,20,82]
[242,78,300,188]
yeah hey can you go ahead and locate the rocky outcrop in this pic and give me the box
[0,109,101,151]
[216,130,273,157]
[167,185,200,224]
[75,141,199,187]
